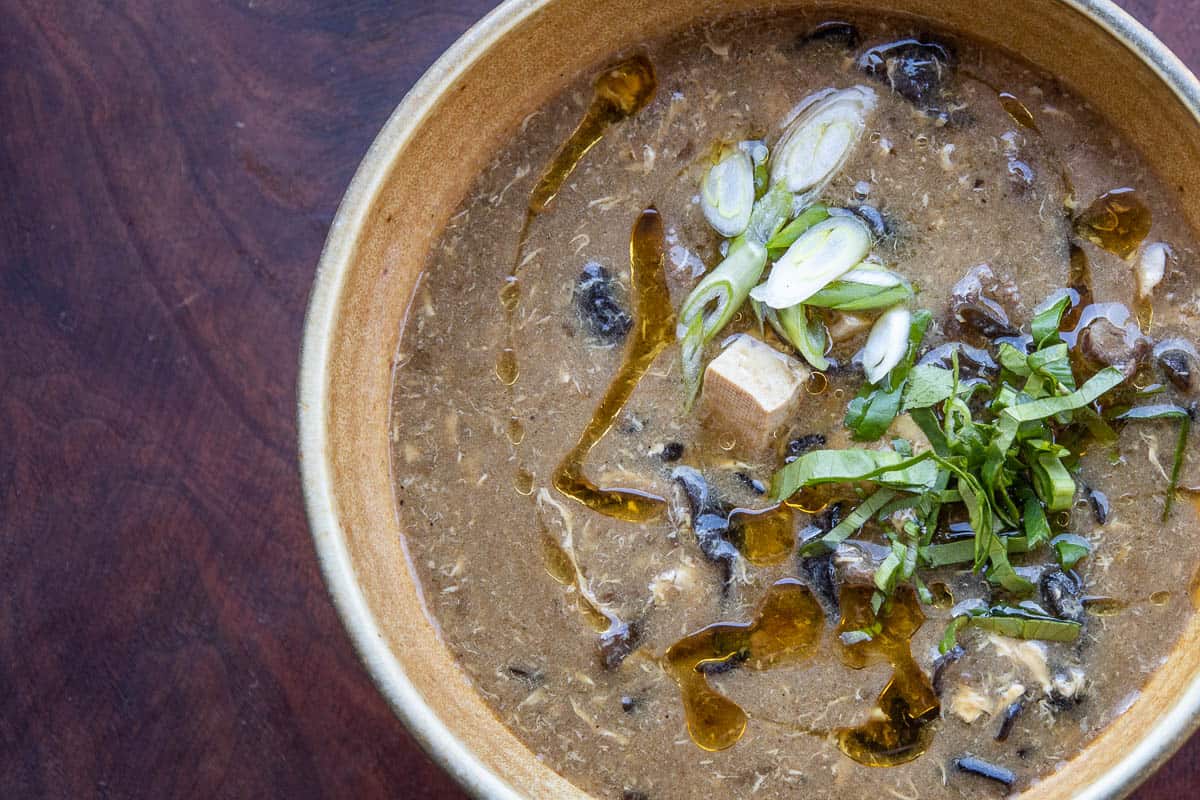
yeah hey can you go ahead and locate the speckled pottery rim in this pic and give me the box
[298,2,1200,798]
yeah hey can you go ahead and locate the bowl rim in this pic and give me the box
[297,2,1200,798]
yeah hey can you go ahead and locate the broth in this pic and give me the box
[389,10,1200,799]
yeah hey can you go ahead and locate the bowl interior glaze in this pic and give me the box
[298,2,1200,797]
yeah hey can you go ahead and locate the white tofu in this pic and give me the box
[699,335,808,455]
[828,311,873,343]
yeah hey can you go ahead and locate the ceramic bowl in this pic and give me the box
[299,1,1200,796]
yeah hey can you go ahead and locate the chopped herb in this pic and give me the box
[1028,451,1075,512]
[1021,491,1051,549]
[1051,533,1092,570]
[764,285,1133,635]
[800,488,898,554]
[1116,404,1193,519]
[901,365,955,411]
[770,449,939,501]
[940,604,1081,653]
[1031,290,1073,348]
[845,309,933,440]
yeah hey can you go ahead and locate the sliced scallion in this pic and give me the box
[771,86,878,201]
[764,204,829,255]
[749,214,872,310]
[806,268,914,311]
[769,304,829,370]
[861,306,912,385]
[700,145,756,238]
[674,239,768,390]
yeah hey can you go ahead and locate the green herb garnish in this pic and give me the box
[844,310,932,441]
[770,292,1135,630]
[1116,403,1194,519]
[939,604,1082,654]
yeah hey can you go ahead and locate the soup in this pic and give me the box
[388,10,1200,799]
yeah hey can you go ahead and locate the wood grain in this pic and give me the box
[0,1,1195,797]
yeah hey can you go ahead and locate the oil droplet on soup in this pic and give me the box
[1189,545,1200,610]
[663,583,936,760]
[834,586,940,766]
[664,579,823,751]
[1073,188,1152,259]
[514,468,535,496]
[506,417,525,445]
[929,582,954,609]
[499,277,521,312]
[495,347,519,386]
[528,54,657,215]
[541,532,576,586]
[541,532,623,633]
[998,91,1039,132]
[728,504,795,566]
[552,209,675,522]
[1083,596,1127,616]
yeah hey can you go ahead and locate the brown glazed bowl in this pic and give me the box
[298,1,1200,797]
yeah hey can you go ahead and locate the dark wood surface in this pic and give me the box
[2,1,1197,797]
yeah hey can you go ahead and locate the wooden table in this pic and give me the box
[2,1,1196,797]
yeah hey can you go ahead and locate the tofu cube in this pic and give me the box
[699,335,809,455]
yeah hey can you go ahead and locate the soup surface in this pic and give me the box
[389,10,1200,799]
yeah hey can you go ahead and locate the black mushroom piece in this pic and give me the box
[697,649,749,675]
[503,664,546,689]
[1155,339,1199,393]
[671,467,740,581]
[856,38,957,116]
[918,341,999,376]
[574,262,632,344]
[850,204,889,239]
[784,433,827,463]
[734,471,766,495]
[671,465,718,518]
[1046,669,1089,711]
[931,645,965,696]
[1084,484,1110,525]
[1007,157,1035,189]
[954,756,1017,789]
[1073,306,1150,379]
[995,698,1026,742]
[1040,568,1085,623]
[599,619,641,671]
[659,441,685,462]
[950,264,1020,340]
[799,20,860,49]
[797,551,840,620]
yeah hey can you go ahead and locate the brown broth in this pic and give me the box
[389,10,1200,799]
